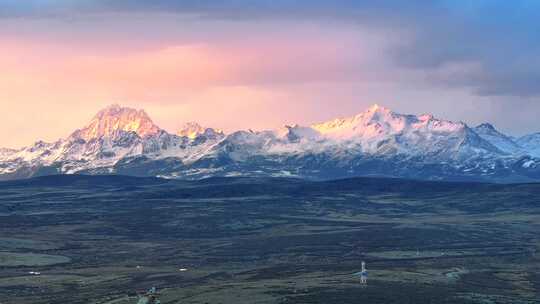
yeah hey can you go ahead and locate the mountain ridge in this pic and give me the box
[1,104,539,182]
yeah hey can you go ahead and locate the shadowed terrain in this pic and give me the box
[0,175,539,303]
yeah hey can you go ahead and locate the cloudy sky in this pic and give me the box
[1,0,539,148]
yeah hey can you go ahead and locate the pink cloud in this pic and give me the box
[3,14,525,148]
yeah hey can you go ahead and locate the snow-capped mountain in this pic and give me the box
[0,105,224,180]
[517,133,540,157]
[308,104,502,160]
[473,123,523,154]
[178,122,224,139]
[74,104,161,140]
[1,104,540,182]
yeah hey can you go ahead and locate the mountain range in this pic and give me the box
[1,104,539,182]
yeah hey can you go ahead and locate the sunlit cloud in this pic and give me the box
[0,2,539,148]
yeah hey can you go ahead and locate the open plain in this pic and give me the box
[0,175,539,303]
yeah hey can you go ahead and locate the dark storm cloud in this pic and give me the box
[0,1,470,21]
[389,1,540,97]
[1,0,539,98]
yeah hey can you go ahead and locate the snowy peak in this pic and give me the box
[475,123,497,132]
[474,123,522,154]
[363,103,394,119]
[311,104,398,138]
[517,133,540,157]
[73,104,161,141]
[177,122,205,139]
[306,104,503,159]
[311,104,465,140]
[277,124,320,142]
[177,122,224,139]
